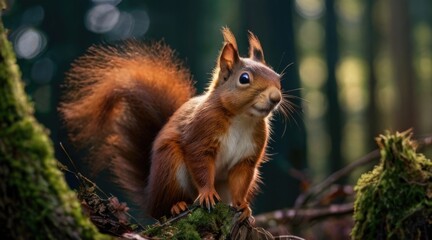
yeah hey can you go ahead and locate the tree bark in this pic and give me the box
[388,0,416,131]
[0,11,103,240]
[366,0,379,147]
[324,0,343,173]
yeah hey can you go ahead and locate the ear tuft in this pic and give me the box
[248,31,265,63]
[222,27,238,52]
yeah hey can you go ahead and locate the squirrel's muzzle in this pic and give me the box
[249,86,281,117]
[269,88,282,105]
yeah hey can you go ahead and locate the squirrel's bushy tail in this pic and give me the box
[60,41,195,206]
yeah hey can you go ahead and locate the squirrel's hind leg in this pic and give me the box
[170,201,188,216]
[148,135,195,218]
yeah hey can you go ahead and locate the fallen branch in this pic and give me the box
[255,202,353,226]
[294,149,379,209]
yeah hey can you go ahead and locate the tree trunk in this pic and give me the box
[366,0,379,148]
[324,0,343,173]
[0,13,102,240]
[388,0,416,131]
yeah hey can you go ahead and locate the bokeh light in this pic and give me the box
[298,21,324,51]
[336,57,367,113]
[299,56,327,89]
[106,11,134,40]
[85,3,120,33]
[295,0,325,19]
[85,1,150,39]
[336,0,365,23]
[130,10,150,37]
[14,27,47,59]
[106,9,150,40]
[304,90,327,119]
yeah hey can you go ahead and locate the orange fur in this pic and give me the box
[60,29,283,220]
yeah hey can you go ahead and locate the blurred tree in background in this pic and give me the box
[3,0,431,230]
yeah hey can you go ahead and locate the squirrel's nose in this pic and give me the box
[269,89,281,105]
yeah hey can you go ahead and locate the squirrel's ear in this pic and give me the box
[209,42,239,90]
[248,31,265,63]
[212,28,239,89]
[219,27,239,74]
[219,42,239,74]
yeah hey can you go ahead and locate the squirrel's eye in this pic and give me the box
[239,73,250,85]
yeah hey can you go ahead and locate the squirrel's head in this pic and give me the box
[209,27,282,119]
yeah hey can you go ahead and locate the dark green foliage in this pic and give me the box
[352,130,432,239]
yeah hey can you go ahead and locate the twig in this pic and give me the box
[275,236,305,240]
[157,205,198,227]
[294,149,380,209]
[293,135,432,209]
[417,135,432,149]
[254,202,353,226]
[58,143,145,231]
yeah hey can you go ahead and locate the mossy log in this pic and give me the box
[0,13,104,239]
[351,130,432,239]
[139,203,283,240]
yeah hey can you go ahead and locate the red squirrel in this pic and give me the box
[60,28,284,222]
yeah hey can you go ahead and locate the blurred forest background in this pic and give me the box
[3,0,432,227]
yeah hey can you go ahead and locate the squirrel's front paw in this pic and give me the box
[236,202,254,223]
[194,188,221,210]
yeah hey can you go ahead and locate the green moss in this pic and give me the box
[351,130,432,239]
[143,203,236,239]
[0,18,105,239]
[1,111,105,239]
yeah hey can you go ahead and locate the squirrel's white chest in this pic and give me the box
[215,116,257,177]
